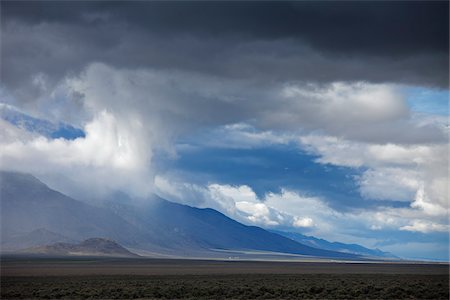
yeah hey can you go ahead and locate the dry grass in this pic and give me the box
[1,257,448,299]
[2,274,448,299]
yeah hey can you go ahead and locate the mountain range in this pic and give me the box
[271,230,393,258]
[0,171,392,260]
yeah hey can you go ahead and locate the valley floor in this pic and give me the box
[1,256,448,299]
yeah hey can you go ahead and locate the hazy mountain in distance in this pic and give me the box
[24,238,140,257]
[272,230,395,258]
[1,228,76,251]
[1,171,360,259]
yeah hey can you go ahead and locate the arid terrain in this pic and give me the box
[1,256,448,299]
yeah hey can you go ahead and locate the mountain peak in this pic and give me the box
[1,171,44,188]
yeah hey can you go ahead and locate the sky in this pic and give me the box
[0,1,449,261]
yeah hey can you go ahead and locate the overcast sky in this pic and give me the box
[1,1,449,260]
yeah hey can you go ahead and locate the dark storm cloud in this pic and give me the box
[4,1,448,56]
[1,0,448,105]
[106,1,449,58]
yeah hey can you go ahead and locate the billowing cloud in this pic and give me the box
[154,180,316,229]
[400,220,449,234]
[0,112,154,198]
[299,134,448,214]
[293,217,314,228]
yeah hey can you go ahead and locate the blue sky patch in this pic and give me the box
[0,104,85,140]
[404,86,449,115]
[157,141,409,212]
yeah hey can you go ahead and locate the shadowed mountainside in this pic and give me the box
[106,197,358,258]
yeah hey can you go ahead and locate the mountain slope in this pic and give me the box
[1,171,359,259]
[272,230,394,258]
[107,197,358,258]
[0,172,157,250]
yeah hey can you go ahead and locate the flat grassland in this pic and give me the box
[1,257,448,299]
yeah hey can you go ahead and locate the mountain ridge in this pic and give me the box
[271,230,396,259]
[0,171,373,260]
